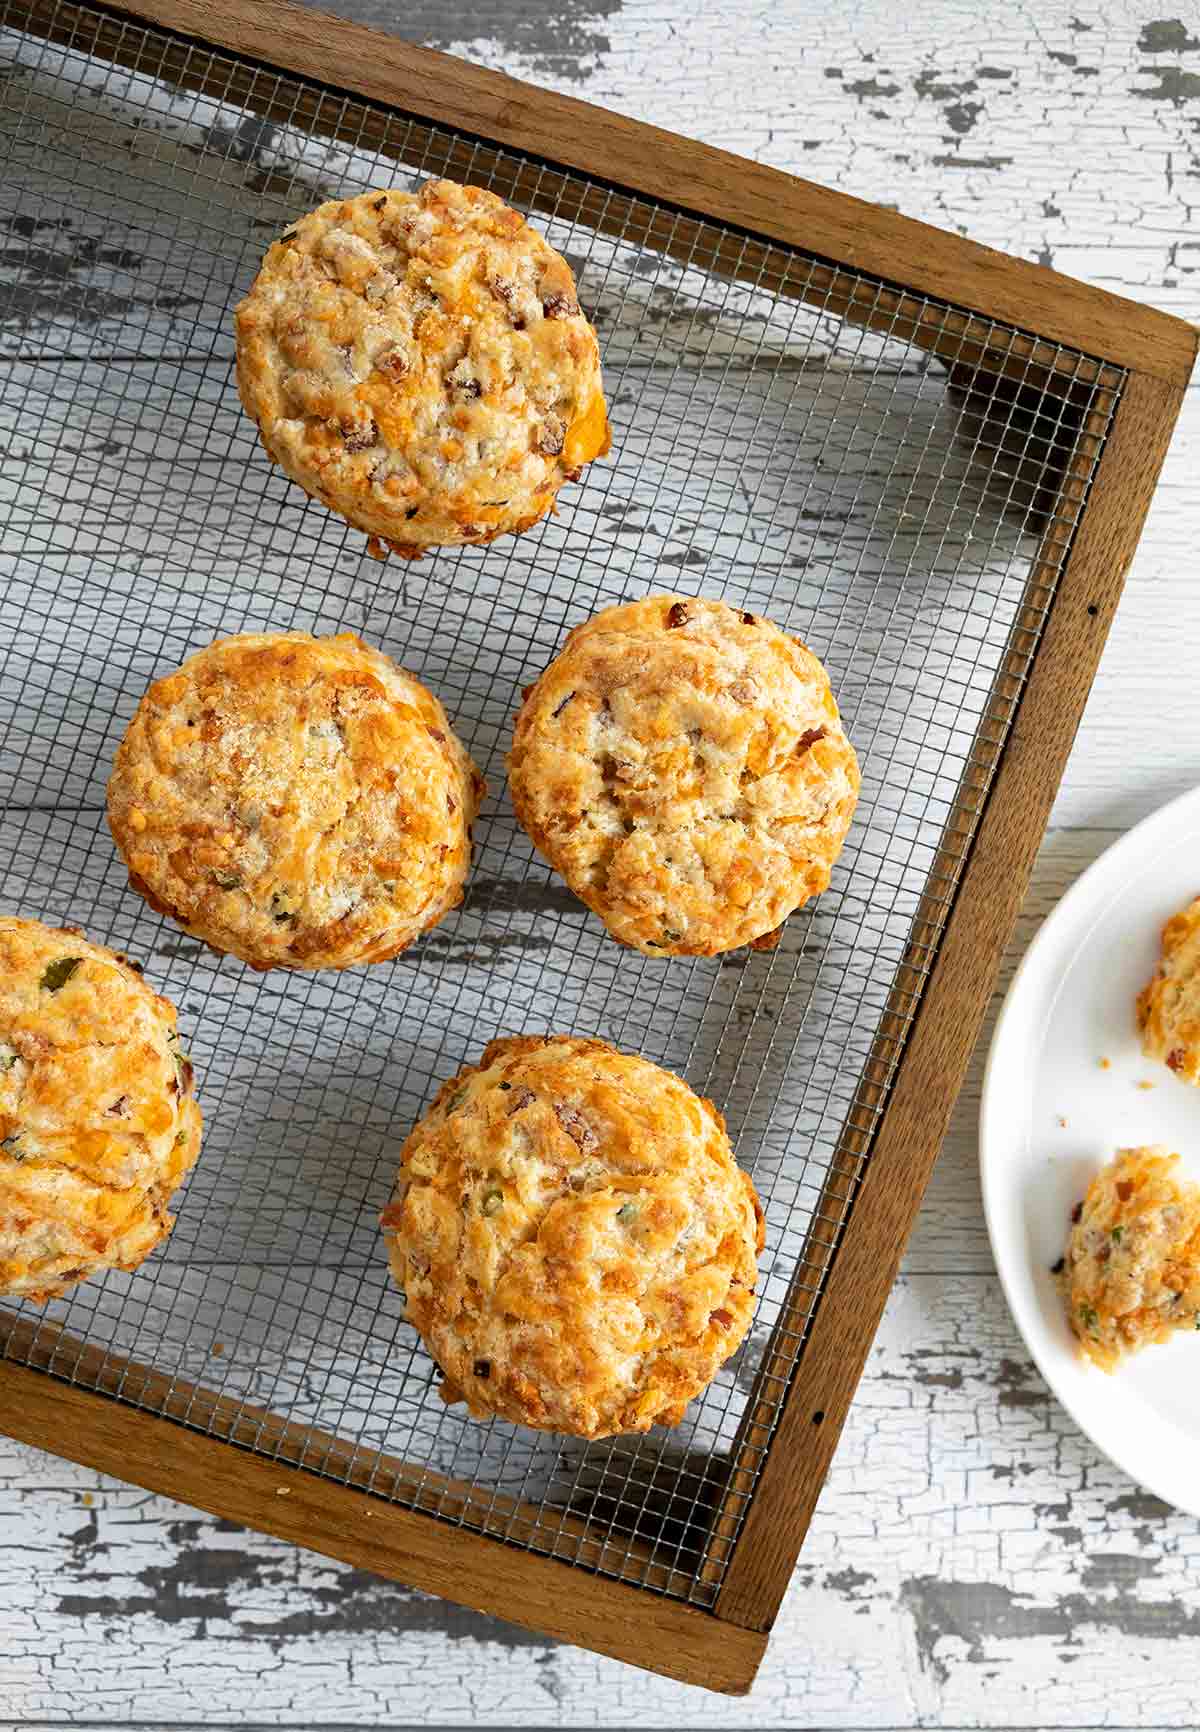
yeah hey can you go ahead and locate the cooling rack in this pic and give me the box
[0,0,1193,1694]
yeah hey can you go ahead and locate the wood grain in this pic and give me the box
[8,1255,1197,1726]
[0,1312,678,1590]
[14,0,1197,385]
[716,367,1190,1632]
[0,1350,766,1693]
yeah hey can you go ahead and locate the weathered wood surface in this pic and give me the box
[2,0,1199,1723]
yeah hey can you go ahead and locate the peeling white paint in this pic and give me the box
[1,0,1199,1724]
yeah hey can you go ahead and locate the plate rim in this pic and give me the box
[979,781,1200,1514]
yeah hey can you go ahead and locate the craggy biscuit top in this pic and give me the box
[508,595,860,955]
[382,1034,764,1438]
[1060,1146,1200,1371]
[107,631,484,971]
[0,917,202,1301]
[1137,895,1200,1083]
[235,179,610,559]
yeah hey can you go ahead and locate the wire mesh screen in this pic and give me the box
[0,0,1122,1606]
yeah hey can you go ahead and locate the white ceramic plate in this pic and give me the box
[980,784,1200,1514]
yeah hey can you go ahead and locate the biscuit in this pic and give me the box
[508,595,860,955]
[381,1034,764,1437]
[0,917,202,1301]
[1137,895,1200,1082]
[234,178,610,560]
[1060,1146,1200,1370]
[108,631,484,971]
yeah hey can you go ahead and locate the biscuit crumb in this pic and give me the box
[1099,1057,1111,1070]
[1060,1145,1200,1369]
[275,1486,291,1497]
[1137,1080,1155,1090]
[80,1492,94,1507]
[1058,1116,1068,1128]
[1137,896,1200,1085]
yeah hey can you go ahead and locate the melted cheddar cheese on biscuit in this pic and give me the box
[235,178,609,559]
[382,1034,763,1438]
[108,631,484,971]
[1061,1146,1200,1370]
[0,917,201,1301]
[1137,895,1200,1084]
[508,594,860,955]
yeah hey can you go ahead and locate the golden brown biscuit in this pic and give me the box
[108,631,484,971]
[1060,1146,1200,1371]
[234,178,610,560]
[1137,896,1200,1082]
[508,595,860,956]
[381,1034,764,1437]
[0,917,201,1301]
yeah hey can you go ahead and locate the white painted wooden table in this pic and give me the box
[3,2,1199,1724]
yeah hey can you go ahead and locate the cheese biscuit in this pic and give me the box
[108,631,484,970]
[382,1034,764,1438]
[1061,1146,1200,1370]
[235,179,610,559]
[0,917,201,1301]
[509,595,859,955]
[1137,895,1200,1083]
